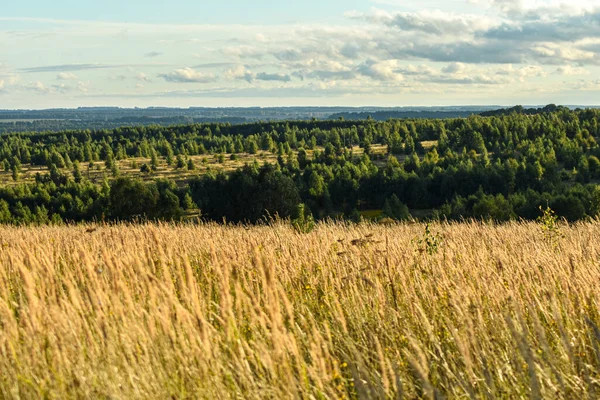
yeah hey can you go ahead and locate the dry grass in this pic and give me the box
[0,144,395,185]
[0,151,281,185]
[0,220,599,398]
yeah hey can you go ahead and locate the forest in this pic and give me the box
[0,106,599,224]
[0,106,495,134]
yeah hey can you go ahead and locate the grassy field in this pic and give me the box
[1,220,598,398]
[0,144,400,185]
[0,151,282,185]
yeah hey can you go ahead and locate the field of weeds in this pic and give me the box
[0,221,599,398]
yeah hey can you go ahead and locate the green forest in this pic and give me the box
[0,107,599,224]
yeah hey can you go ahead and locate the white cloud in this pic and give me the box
[555,65,589,75]
[52,83,69,93]
[222,45,265,59]
[358,59,404,82]
[225,65,254,82]
[225,66,293,83]
[27,81,50,94]
[57,72,78,80]
[572,78,600,91]
[0,71,20,87]
[77,81,89,93]
[489,0,599,18]
[495,64,546,78]
[158,68,218,83]
[136,72,151,82]
[442,62,469,74]
[17,79,90,95]
[396,64,437,76]
[349,9,498,36]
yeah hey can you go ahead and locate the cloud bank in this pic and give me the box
[1,0,600,107]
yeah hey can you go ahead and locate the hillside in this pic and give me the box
[0,109,599,224]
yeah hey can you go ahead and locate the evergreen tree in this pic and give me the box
[11,164,19,181]
[187,158,196,171]
[73,162,83,183]
[176,155,186,169]
[183,193,196,210]
[388,194,411,221]
[150,149,159,171]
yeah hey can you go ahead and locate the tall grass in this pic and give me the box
[0,221,599,398]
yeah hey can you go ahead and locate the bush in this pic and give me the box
[292,204,315,233]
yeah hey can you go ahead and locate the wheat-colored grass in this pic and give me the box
[0,221,599,399]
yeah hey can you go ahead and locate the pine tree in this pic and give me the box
[176,155,185,169]
[111,162,120,177]
[183,193,196,210]
[73,162,82,183]
[388,194,410,220]
[140,164,151,174]
[187,158,195,171]
[150,149,159,171]
[11,164,19,181]
[382,195,410,221]
[382,199,394,219]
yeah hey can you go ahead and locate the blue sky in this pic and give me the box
[4,0,464,24]
[1,0,599,108]
[4,0,370,24]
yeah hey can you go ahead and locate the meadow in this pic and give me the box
[0,144,395,186]
[0,220,599,398]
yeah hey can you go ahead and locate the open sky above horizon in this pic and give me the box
[1,0,600,109]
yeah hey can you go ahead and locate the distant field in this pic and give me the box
[0,144,400,185]
[0,220,599,398]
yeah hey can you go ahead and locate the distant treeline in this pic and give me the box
[329,111,478,120]
[0,108,599,224]
[0,117,249,134]
[479,104,572,117]
[0,106,500,133]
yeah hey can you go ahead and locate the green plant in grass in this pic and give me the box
[416,223,442,255]
[292,203,315,234]
[538,205,563,249]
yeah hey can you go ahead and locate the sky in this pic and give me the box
[1,0,600,109]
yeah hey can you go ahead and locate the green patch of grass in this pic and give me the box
[360,209,382,220]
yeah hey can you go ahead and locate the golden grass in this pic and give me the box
[0,151,280,185]
[0,143,395,185]
[0,221,599,398]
